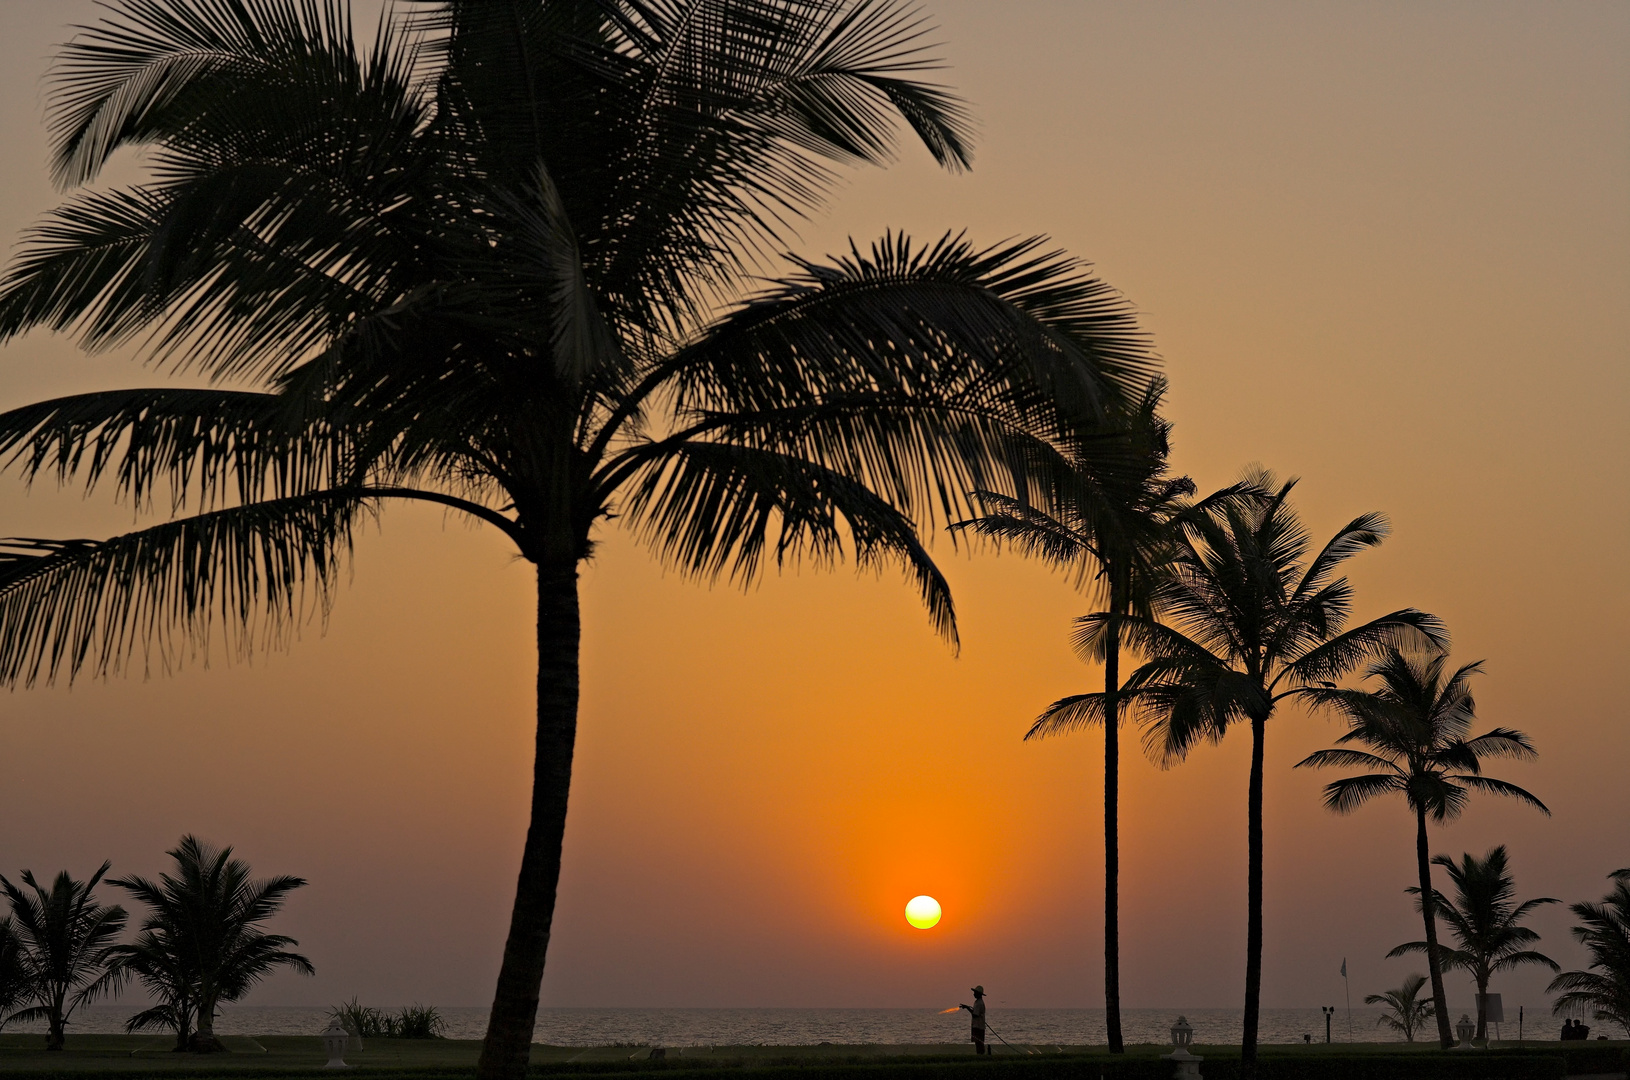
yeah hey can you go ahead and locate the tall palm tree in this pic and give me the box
[957,384,1242,1054]
[0,864,127,1050]
[1106,471,1444,1073]
[1364,972,1435,1043]
[0,4,1157,1076]
[109,836,312,1052]
[1389,846,1558,1041]
[1295,650,1548,1048]
[1548,869,1630,1038]
[0,917,33,1034]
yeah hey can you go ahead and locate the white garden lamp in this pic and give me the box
[1455,1013,1476,1049]
[322,1020,352,1069]
[1163,1016,1202,1079]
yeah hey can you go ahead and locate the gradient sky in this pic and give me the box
[0,1,1626,1019]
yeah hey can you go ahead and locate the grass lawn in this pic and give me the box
[0,1035,1622,1078]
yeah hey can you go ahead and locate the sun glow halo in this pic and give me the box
[904,895,942,929]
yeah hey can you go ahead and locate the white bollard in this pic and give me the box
[323,1020,352,1069]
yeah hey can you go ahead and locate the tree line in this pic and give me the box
[970,460,1626,1054]
[0,2,1620,1079]
[0,837,309,1051]
[1367,861,1630,1045]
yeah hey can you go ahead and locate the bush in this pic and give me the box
[328,997,446,1040]
[387,1003,448,1040]
[329,996,388,1039]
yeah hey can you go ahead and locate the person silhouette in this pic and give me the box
[959,986,988,1055]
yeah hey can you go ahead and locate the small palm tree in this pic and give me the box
[1389,846,1558,1041]
[1107,471,1444,1071]
[109,837,312,1052]
[1366,973,1436,1042]
[1548,869,1630,1037]
[0,917,34,1033]
[1296,649,1548,1048]
[107,923,198,1051]
[958,387,1245,1055]
[0,863,127,1050]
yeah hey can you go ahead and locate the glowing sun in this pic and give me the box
[905,895,942,929]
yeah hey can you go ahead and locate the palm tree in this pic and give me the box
[0,918,33,1034]
[1365,972,1435,1042]
[1548,869,1630,1038]
[109,931,197,1052]
[0,4,1157,1077]
[1389,846,1558,1041]
[0,864,127,1050]
[957,384,1244,1054]
[1106,471,1443,1073]
[109,836,312,1052]
[1295,649,1548,1048]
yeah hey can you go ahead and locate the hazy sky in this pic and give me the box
[1,1,1625,1019]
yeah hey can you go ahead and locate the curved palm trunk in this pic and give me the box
[191,994,223,1052]
[1103,602,1123,1055]
[1242,716,1265,1077]
[478,561,581,1080]
[1415,808,1454,1049]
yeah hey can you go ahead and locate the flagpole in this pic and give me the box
[1342,958,1352,1042]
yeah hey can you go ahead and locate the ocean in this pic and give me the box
[13,1006,1498,1046]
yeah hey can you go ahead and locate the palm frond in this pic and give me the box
[1452,775,1550,815]
[0,492,365,686]
[0,388,353,511]
[1024,692,1107,740]
[1294,748,1396,772]
[615,439,955,642]
[1321,772,1404,814]
[1285,609,1448,686]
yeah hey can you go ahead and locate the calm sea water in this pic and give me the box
[18,1006,1497,1046]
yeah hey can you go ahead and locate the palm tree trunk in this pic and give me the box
[1103,602,1123,1055]
[1474,974,1488,1042]
[46,1000,63,1051]
[192,995,216,1051]
[1242,715,1265,1076]
[1415,808,1454,1049]
[478,561,581,1080]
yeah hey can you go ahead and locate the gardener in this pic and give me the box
[959,986,988,1055]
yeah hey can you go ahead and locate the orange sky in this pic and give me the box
[0,2,1625,1015]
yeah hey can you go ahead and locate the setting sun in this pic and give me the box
[904,895,942,929]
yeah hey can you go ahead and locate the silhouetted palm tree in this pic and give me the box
[0,917,32,1034]
[109,930,196,1052]
[1108,471,1443,1073]
[109,836,311,1052]
[1296,650,1547,1048]
[1365,973,1435,1042]
[1548,869,1630,1038]
[959,385,1244,1054]
[0,864,126,1050]
[0,4,1155,1077]
[1389,846,1557,1041]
